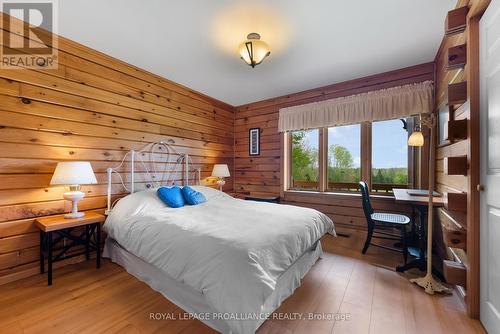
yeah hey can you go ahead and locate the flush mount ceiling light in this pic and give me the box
[238,33,270,68]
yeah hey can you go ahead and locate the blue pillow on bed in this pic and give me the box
[157,186,185,208]
[181,186,207,205]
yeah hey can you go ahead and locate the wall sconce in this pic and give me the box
[408,115,425,147]
[239,33,270,68]
[408,129,424,147]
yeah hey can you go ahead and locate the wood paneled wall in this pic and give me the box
[234,63,434,231]
[0,14,235,284]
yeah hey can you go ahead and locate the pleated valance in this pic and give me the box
[278,81,433,132]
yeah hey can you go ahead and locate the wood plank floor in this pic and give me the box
[0,234,485,334]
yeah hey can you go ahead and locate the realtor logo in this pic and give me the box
[1,0,58,69]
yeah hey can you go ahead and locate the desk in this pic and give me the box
[393,189,444,274]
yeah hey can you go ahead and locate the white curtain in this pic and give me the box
[278,81,433,132]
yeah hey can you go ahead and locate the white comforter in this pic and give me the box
[104,186,334,334]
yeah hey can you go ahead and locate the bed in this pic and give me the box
[102,140,335,334]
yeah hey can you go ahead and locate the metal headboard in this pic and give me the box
[105,139,201,214]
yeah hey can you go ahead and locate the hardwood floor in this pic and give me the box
[0,234,485,334]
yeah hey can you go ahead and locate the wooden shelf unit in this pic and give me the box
[436,3,484,317]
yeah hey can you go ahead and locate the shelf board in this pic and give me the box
[439,207,467,230]
[447,44,467,69]
[438,208,467,250]
[444,156,468,175]
[449,247,468,266]
[454,100,470,120]
[448,82,468,106]
[445,192,468,213]
[443,259,467,287]
[445,6,469,35]
[444,119,468,141]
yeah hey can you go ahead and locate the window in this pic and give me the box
[327,124,361,192]
[371,119,408,192]
[290,129,319,190]
[286,118,412,194]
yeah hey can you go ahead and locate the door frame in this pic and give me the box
[467,13,481,319]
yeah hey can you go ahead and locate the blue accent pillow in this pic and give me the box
[181,186,207,205]
[157,186,185,208]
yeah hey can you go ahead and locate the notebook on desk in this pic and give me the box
[407,189,441,197]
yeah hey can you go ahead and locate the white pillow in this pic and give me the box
[190,185,233,200]
[109,188,166,219]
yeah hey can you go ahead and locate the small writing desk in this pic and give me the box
[393,189,444,274]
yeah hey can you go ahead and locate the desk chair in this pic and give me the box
[359,181,410,264]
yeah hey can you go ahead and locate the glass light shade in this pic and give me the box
[408,131,425,147]
[50,161,97,185]
[212,164,230,177]
[238,36,270,67]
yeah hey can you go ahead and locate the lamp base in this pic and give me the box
[64,212,85,219]
[216,179,226,192]
[63,190,85,219]
[410,274,452,295]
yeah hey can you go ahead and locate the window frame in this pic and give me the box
[288,129,321,191]
[284,119,413,196]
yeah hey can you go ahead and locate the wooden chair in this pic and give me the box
[359,181,410,264]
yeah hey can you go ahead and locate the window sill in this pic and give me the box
[283,190,396,201]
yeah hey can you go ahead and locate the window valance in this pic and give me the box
[278,81,433,132]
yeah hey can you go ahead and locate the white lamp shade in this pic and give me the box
[211,164,230,178]
[50,161,97,185]
[408,131,425,147]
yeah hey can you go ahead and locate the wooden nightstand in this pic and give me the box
[35,212,105,286]
[244,196,280,204]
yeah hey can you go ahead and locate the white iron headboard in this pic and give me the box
[105,139,201,214]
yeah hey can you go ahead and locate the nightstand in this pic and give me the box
[35,212,105,286]
[244,196,280,203]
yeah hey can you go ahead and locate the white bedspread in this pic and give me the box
[104,187,334,334]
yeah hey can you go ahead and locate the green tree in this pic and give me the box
[372,168,408,186]
[328,144,354,169]
[291,133,408,191]
[291,131,318,185]
[327,144,359,185]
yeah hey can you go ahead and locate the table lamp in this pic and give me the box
[50,161,97,219]
[211,164,230,191]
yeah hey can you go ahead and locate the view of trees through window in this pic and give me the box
[371,119,408,191]
[327,124,360,191]
[289,118,410,193]
[290,130,319,190]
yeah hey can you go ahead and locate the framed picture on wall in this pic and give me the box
[249,128,260,156]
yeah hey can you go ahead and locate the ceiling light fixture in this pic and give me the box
[238,33,270,68]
